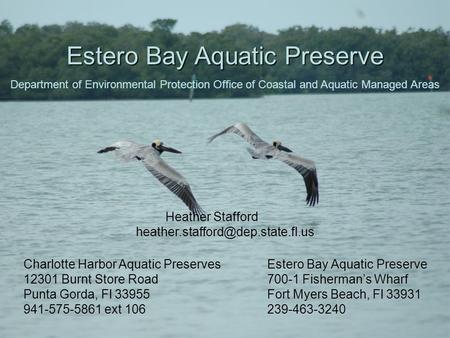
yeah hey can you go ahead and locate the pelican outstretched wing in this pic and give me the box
[98,140,204,214]
[275,152,319,206]
[208,122,268,148]
[142,157,204,215]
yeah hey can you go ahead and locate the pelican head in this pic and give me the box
[273,140,293,153]
[151,139,182,154]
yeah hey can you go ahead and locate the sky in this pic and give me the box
[1,0,449,33]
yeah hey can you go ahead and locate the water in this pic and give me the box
[1,92,449,337]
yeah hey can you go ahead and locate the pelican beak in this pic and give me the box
[160,145,182,154]
[278,145,293,152]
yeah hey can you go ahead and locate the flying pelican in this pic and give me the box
[208,122,319,206]
[98,139,204,214]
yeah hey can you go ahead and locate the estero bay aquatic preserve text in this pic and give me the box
[1,19,449,99]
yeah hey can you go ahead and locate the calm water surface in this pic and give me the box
[0,93,449,337]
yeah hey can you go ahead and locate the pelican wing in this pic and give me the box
[142,157,204,215]
[208,122,268,148]
[275,152,319,206]
[98,140,150,162]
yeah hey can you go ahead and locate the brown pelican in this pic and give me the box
[208,122,319,206]
[98,139,204,214]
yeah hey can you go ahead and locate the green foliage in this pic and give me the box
[151,19,177,32]
[0,19,449,99]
